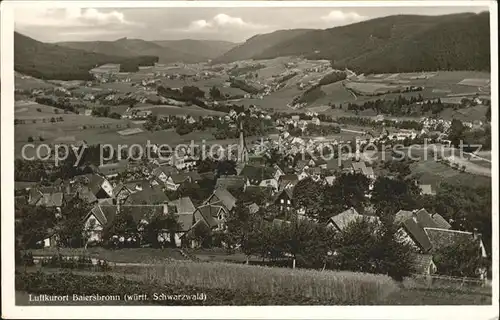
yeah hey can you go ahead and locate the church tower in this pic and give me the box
[238,120,249,164]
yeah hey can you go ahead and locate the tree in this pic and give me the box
[485,106,491,122]
[27,136,34,142]
[292,177,327,220]
[209,86,223,100]
[328,172,370,215]
[433,238,486,278]
[216,160,237,177]
[371,176,420,214]
[448,119,466,147]
[15,204,57,250]
[57,197,93,248]
[225,200,264,263]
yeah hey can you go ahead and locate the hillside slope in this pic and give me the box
[212,29,313,63]
[152,39,238,61]
[215,13,490,73]
[15,32,158,80]
[58,38,237,63]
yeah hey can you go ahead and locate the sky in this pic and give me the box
[14,6,489,43]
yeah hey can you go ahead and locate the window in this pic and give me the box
[280,199,284,204]
[287,200,291,205]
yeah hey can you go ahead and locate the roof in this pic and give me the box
[402,218,433,252]
[394,210,414,226]
[419,184,434,195]
[169,173,191,184]
[211,188,237,211]
[152,166,177,178]
[274,188,294,202]
[412,254,435,274]
[86,204,118,227]
[112,183,132,197]
[352,161,373,176]
[169,197,195,214]
[98,161,128,176]
[424,228,477,252]
[239,165,275,184]
[195,204,224,229]
[120,205,165,224]
[431,213,452,230]
[176,213,194,232]
[328,207,379,231]
[37,192,64,207]
[125,186,169,205]
[87,174,106,196]
[186,171,202,182]
[215,175,246,190]
[76,186,98,203]
[415,209,440,228]
[279,174,298,182]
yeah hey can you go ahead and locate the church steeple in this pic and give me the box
[238,119,248,164]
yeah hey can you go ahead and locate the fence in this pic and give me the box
[410,273,490,289]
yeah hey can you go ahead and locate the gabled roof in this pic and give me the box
[87,174,106,195]
[424,228,479,252]
[402,218,433,252]
[169,173,191,184]
[274,188,294,202]
[112,183,132,197]
[394,210,414,226]
[239,165,275,184]
[195,204,224,229]
[152,165,177,178]
[210,188,237,211]
[412,254,435,274]
[279,174,298,182]
[169,197,195,214]
[328,207,379,231]
[176,213,194,232]
[125,186,169,205]
[431,213,452,230]
[120,205,165,224]
[415,209,440,228]
[37,192,64,207]
[85,204,118,227]
[215,175,246,190]
[98,160,129,176]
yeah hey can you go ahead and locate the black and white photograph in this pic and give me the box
[1,1,498,318]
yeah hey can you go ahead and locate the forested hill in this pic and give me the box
[14,32,158,80]
[214,12,490,73]
[57,38,238,63]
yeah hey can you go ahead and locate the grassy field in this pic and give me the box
[410,159,491,189]
[133,104,226,117]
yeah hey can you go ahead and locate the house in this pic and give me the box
[82,204,118,243]
[124,186,169,205]
[74,185,98,204]
[412,254,437,275]
[151,166,177,185]
[248,203,260,214]
[239,165,278,191]
[28,187,65,212]
[193,204,229,231]
[168,197,196,215]
[205,188,237,212]
[424,228,487,258]
[419,184,435,196]
[215,175,247,192]
[112,184,133,204]
[165,173,191,191]
[274,188,294,212]
[351,161,375,179]
[325,176,336,186]
[327,207,380,232]
[311,117,320,126]
[98,160,129,178]
[278,174,299,190]
[87,174,114,199]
